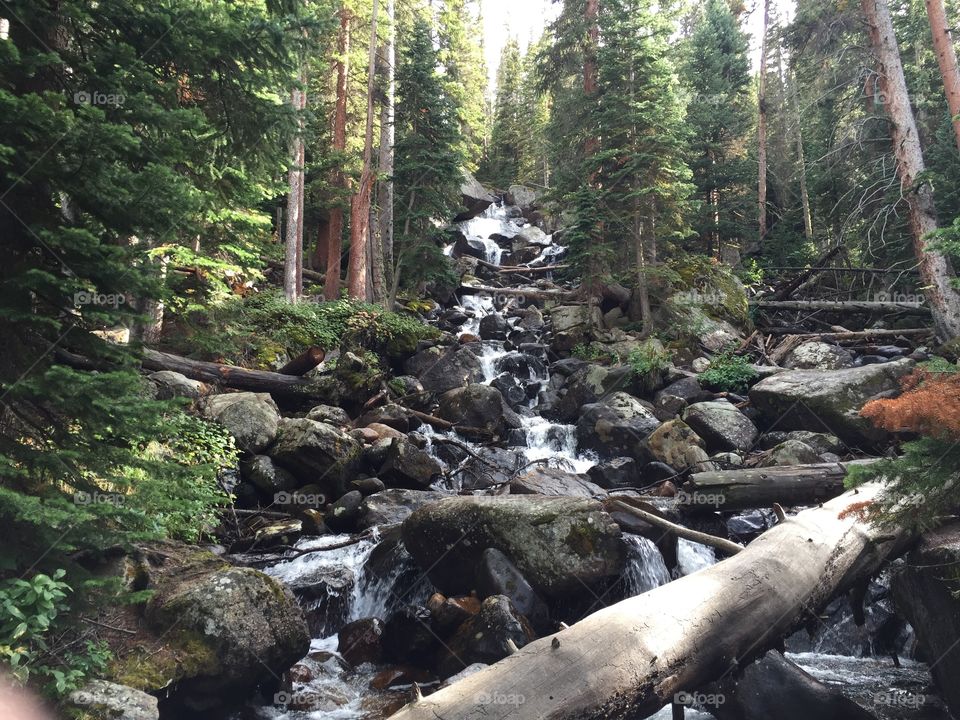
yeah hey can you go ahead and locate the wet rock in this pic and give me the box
[749,359,915,446]
[785,430,843,455]
[437,384,522,437]
[517,306,545,331]
[357,488,447,529]
[199,392,280,454]
[510,466,607,498]
[337,617,385,667]
[758,439,821,467]
[644,419,715,472]
[149,370,206,400]
[431,594,481,632]
[325,490,364,532]
[653,393,687,421]
[269,418,362,497]
[382,605,437,664]
[452,446,522,491]
[143,559,309,712]
[477,548,549,632]
[726,509,775,542]
[783,341,855,370]
[506,185,540,211]
[405,345,484,393]
[351,477,386,496]
[891,523,960,718]
[456,170,496,221]
[363,422,406,442]
[357,403,418,433]
[682,400,759,453]
[370,665,435,690]
[68,680,159,720]
[491,373,528,410]
[587,456,641,489]
[452,233,489,260]
[576,399,660,463]
[642,461,679,483]
[711,451,743,467]
[378,437,443,489]
[440,308,469,327]
[439,595,536,677]
[656,376,704,404]
[240,455,298,495]
[401,495,625,599]
[548,304,592,351]
[548,364,633,423]
[305,404,352,427]
[479,313,509,340]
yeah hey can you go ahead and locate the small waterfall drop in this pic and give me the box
[622,534,671,596]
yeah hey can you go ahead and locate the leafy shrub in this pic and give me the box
[628,341,671,391]
[571,343,608,362]
[170,292,438,367]
[846,366,960,531]
[699,350,758,392]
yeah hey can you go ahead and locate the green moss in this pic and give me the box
[111,628,220,691]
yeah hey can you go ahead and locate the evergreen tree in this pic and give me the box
[390,14,463,305]
[683,0,753,257]
[483,38,525,187]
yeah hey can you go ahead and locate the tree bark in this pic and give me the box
[284,75,306,303]
[372,0,395,304]
[789,71,814,243]
[685,460,879,512]
[863,0,960,340]
[323,8,351,300]
[388,484,906,720]
[756,0,770,251]
[346,0,379,300]
[925,0,960,151]
[751,299,932,315]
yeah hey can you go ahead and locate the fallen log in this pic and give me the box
[277,346,326,376]
[771,246,843,301]
[387,484,907,720]
[760,327,932,340]
[683,460,880,512]
[141,348,320,399]
[608,499,743,556]
[751,299,931,315]
[458,283,577,301]
[475,258,569,273]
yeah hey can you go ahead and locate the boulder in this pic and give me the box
[447,445,522,491]
[548,304,593,351]
[337,617,385,667]
[510,466,606,498]
[645,419,715,472]
[268,418,362,496]
[68,680,159,720]
[785,430,844,455]
[758,439,821,467]
[357,403,417,433]
[141,557,309,712]
[199,392,279,453]
[477,549,549,632]
[405,345,484,394]
[478,313,509,341]
[506,185,540,210]
[576,395,660,462]
[382,605,437,664]
[334,351,383,407]
[437,384,521,437]
[439,595,536,677]
[749,358,915,446]
[548,364,633,423]
[357,488,448,529]
[783,341,855,370]
[429,593,482,632]
[587,457,641,490]
[149,370,206,400]
[305,404,352,427]
[891,524,960,719]
[325,490,364,532]
[378,437,443,489]
[682,400,759,453]
[401,495,625,599]
[456,170,496,221]
[240,455,298,495]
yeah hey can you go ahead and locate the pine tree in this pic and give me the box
[390,14,463,306]
[483,38,525,187]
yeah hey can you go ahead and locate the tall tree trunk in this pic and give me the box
[583,0,599,161]
[756,0,770,251]
[323,8,351,300]
[371,0,395,305]
[790,71,814,243]
[346,0,379,300]
[925,0,960,151]
[284,80,305,303]
[863,0,960,340]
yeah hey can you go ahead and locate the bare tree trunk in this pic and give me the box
[347,0,379,300]
[284,81,305,303]
[756,0,770,251]
[323,8,351,301]
[371,0,395,305]
[790,71,814,243]
[925,0,960,151]
[388,484,906,720]
[863,0,960,340]
[583,0,599,161]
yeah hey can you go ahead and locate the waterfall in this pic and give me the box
[622,534,671,596]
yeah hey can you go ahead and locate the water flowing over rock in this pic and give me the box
[749,358,915,446]
[401,495,625,599]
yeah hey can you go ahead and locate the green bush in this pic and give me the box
[699,350,758,392]
[628,341,671,391]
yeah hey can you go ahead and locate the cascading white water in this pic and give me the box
[622,534,672,596]
[675,538,717,577]
[520,415,597,474]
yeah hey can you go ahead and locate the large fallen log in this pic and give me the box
[387,484,906,720]
[141,348,321,399]
[458,283,578,301]
[683,460,879,512]
[751,299,931,315]
[760,327,932,340]
[770,246,843,301]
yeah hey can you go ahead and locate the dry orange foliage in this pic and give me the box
[838,500,874,521]
[860,369,960,440]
